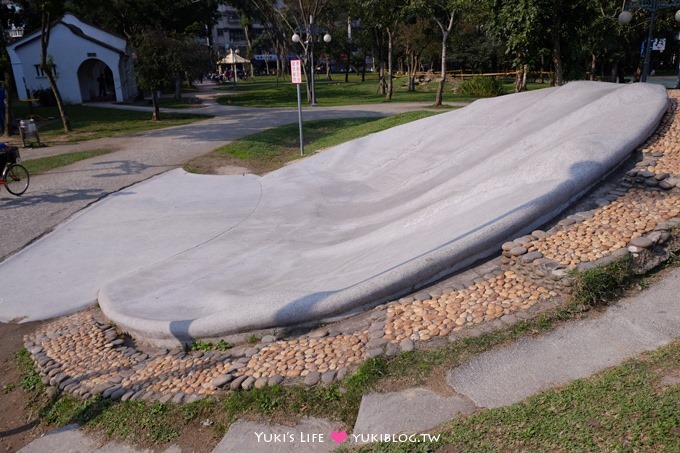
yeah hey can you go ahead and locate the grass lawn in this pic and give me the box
[22,149,113,174]
[10,103,211,145]
[215,73,549,108]
[357,340,680,452]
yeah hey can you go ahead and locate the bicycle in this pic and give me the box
[0,145,30,196]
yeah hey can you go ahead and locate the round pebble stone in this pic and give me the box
[629,236,654,248]
[241,376,255,390]
[509,246,528,256]
[268,375,284,386]
[304,371,321,386]
[399,339,415,352]
[254,377,268,389]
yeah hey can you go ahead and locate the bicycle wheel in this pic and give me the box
[3,163,29,196]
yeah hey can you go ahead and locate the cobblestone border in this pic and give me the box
[23,93,680,403]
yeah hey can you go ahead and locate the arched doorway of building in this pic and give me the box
[78,59,114,102]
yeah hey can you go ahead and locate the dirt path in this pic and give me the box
[0,320,49,452]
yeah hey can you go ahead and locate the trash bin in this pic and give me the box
[19,119,40,147]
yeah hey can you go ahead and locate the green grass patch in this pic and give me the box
[214,73,548,108]
[358,339,680,452]
[217,78,473,107]
[203,110,440,175]
[186,339,233,352]
[23,149,112,174]
[219,356,387,429]
[12,104,210,144]
[15,348,43,392]
[570,257,635,309]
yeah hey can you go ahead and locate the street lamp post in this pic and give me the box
[292,16,331,105]
[619,0,680,82]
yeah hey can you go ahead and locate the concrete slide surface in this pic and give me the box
[0,81,668,346]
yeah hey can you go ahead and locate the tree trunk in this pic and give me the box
[44,69,71,133]
[407,50,416,92]
[174,74,182,100]
[386,27,393,101]
[40,11,71,133]
[434,13,455,107]
[551,11,564,86]
[3,70,13,137]
[434,31,448,107]
[151,89,160,121]
[515,62,528,92]
[325,59,332,81]
[378,64,386,95]
[590,53,597,81]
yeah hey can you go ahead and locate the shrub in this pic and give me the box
[32,88,56,106]
[459,76,505,97]
[570,258,634,308]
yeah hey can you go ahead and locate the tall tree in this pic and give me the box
[273,0,335,103]
[68,0,219,119]
[410,0,472,106]
[347,0,404,99]
[487,0,543,91]
[0,3,22,136]
[395,16,436,92]
[133,29,176,120]
[18,0,71,131]
[237,0,291,78]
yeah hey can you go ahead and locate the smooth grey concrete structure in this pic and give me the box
[17,423,181,452]
[0,82,668,346]
[215,417,343,453]
[101,81,667,345]
[352,388,476,439]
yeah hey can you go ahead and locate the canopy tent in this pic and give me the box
[217,50,250,65]
[216,50,250,82]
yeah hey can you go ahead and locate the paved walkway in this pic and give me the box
[0,83,438,261]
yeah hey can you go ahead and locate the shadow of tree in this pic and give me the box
[91,160,153,178]
[0,188,107,208]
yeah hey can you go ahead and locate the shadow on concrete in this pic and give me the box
[268,159,626,330]
[91,160,153,178]
[0,188,107,208]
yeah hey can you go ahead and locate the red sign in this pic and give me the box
[291,59,302,84]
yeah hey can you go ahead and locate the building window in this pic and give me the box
[34,63,57,78]
[229,30,245,42]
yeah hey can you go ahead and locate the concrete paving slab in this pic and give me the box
[0,171,262,322]
[447,266,680,409]
[352,388,476,440]
[214,417,343,452]
[18,424,100,453]
[17,423,182,452]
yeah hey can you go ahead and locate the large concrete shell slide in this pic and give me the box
[0,81,668,347]
[98,81,668,345]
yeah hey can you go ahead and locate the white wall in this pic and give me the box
[7,15,136,105]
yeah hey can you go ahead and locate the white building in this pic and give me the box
[6,13,137,104]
